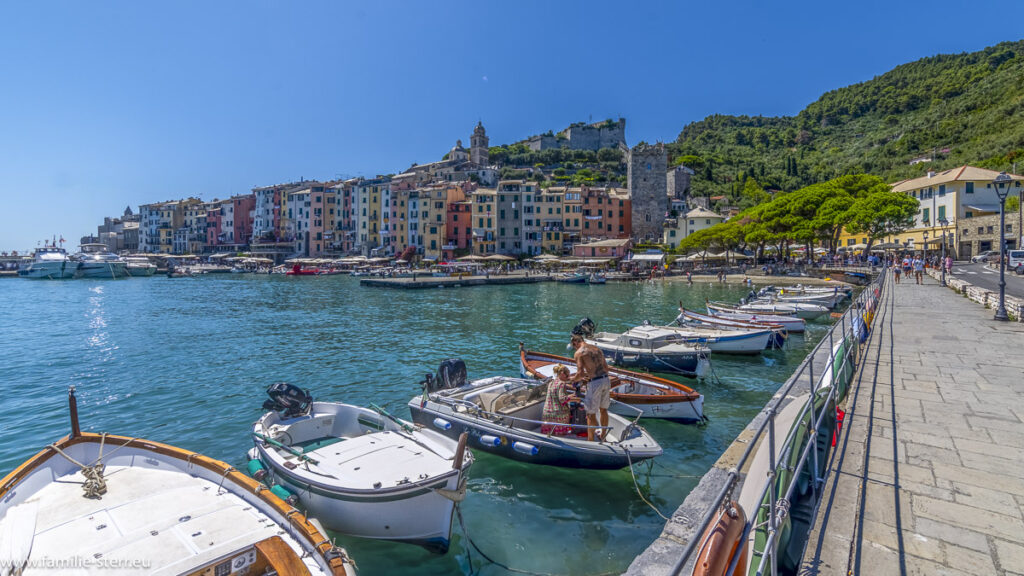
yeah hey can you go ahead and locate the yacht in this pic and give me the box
[73,243,128,278]
[124,255,157,276]
[17,245,77,279]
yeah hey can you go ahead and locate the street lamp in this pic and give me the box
[993,172,1013,321]
[938,217,949,287]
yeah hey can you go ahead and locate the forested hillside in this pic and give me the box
[669,40,1024,203]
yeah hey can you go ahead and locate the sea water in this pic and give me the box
[0,275,837,575]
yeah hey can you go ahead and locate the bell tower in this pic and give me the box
[470,121,489,165]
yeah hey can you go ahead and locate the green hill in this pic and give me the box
[668,40,1024,203]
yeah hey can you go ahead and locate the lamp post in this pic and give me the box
[993,172,1012,321]
[938,217,949,287]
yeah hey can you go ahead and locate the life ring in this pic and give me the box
[692,500,747,576]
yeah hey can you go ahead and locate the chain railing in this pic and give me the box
[668,268,886,576]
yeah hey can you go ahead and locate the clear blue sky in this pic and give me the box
[1,0,1019,251]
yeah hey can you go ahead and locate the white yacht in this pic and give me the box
[17,245,77,279]
[73,243,128,278]
[124,255,157,276]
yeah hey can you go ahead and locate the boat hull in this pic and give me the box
[519,349,704,422]
[76,261,128,278]
[705,306,807,333]
[663,327,771,355]
[126,265,156,277]
[18,261,77,279]
[592,343,710,377]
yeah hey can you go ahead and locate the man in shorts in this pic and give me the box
[570,334,611,441]
[912,256,925,284]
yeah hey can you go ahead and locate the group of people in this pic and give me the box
[891,254,952,284]
[540,334,612,442]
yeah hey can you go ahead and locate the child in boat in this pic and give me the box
[541,365,578,435]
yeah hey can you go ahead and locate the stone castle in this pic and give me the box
[626,142,668,241]
[526,118,626,151]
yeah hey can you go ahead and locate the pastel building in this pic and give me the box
[471,189,497,255]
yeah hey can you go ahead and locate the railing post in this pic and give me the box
[767,406,778,576]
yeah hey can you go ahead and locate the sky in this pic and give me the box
[1,0,1020,251]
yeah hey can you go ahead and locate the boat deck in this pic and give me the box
[296,431,455,488]
[2,464,311,575]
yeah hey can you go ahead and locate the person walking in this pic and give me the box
[912,255,925,284]
[894,265,901,284]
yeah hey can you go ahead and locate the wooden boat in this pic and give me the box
[519,346,704,422]
[752,287,843,309]
[676,308,789,347]
[0,388,357,576]
[408,360,662,469]
[587,325,711,377]
[657,322,772,355]
[706,302,810,330]
[250,384,472,553]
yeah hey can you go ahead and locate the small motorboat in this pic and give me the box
[588,273,607,284]
[124,255,157,277]
[519,346,704,422]
[554,272,588,284]
[251,383,472,553]
[776,284,852,299]
[708,299,828,321]
[752,287,842,309]
[0,388,357,576]
[702,304,807,333]
[676,308,789,347]
[286,264,322,275]
[408,359,662,469]
[585,324,711,377]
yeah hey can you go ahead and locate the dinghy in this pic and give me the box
[519,346,705,422]
[586,325,711,377]
[698,305,806,334]
[251,383,472,553]
[707,300,825,323]
[408,359,662,469]
[676,307,789,347]
[0,388,357,576]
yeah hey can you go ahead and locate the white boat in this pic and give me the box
[656,322,773,355]
[586,325,711,377]
[700,305,807,333]
[752,287,843,308]
[710,299,829,320]
[124,255,157,277]
[17,245,77,279]
[73,243,128,278]
[0,388,357,576]
[251,384,472,553]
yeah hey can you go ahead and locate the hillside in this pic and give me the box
[668,40,1024,203]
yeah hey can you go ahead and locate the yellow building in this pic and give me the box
[838,166,1023,258]
[559,187,583,252]
[420,184,467,260]
[536,189,565,254]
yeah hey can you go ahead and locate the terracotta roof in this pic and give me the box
[891,165,1023,193]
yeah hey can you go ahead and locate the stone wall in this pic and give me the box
[667,165,693,200]
[954,213,1020,260]
[628,142,668,241]
[927,267,1024,320]
[525,118,626,151]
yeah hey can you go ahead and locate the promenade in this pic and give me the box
[802,271,1024,575]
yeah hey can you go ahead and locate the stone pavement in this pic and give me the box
[802,271,1024,575]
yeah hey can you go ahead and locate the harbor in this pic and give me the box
[0,275,851,575]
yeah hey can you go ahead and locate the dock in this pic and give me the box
[801,273,1024,575]
[359,271,551,289]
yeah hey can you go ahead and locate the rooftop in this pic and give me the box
[891,165,1023,193]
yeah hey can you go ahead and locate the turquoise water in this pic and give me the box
[0,276,838,575]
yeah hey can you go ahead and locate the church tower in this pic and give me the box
[470,121,489,165]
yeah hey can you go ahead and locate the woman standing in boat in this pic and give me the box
[541,365,577,435]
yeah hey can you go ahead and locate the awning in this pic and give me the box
[629,254,666,262]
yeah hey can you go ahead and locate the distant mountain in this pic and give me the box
[668,40,1024,200]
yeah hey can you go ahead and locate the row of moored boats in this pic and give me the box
[16,244,156,279]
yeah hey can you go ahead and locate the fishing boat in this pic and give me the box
[699,304,806,334]
[554,272,588,284]
[586,325,711,377]
[123,255,157,277]
[588,273,607,284]
[708,299,828,321]
[752,287,843,309]
[676,308,789,347]
[519,346,704,422]
[408,359,662,469]
[0,388,357,576]
[777,284,852,299]
[250,383,472,553]
[72,243,128,279]
[17,245,77,279]
[656,321,773,355]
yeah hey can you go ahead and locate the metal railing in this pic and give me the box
[668,269,886,576]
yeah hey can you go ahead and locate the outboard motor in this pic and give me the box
[262,382,313,418]
[433,358,467,392]
[748,290,758,301]
[572,317,596,338]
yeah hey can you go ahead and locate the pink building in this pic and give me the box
[231,194,256,247]
[205,206,222,249]
[444,201,472,259]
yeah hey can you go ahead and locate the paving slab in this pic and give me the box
[801,272,1024,575]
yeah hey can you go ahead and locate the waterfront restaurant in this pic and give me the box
[572,238,632,259]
